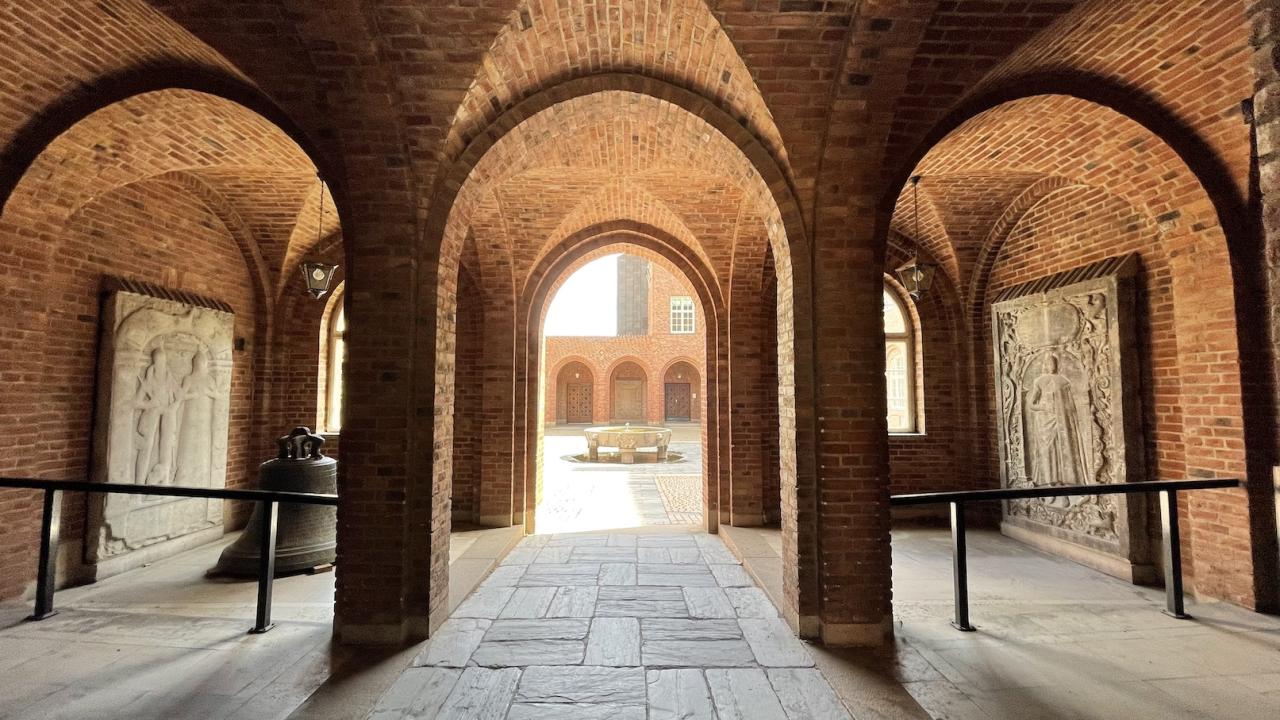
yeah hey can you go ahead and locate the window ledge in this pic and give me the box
[889,431,927,438]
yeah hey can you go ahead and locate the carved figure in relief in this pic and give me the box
[176,351,219,486]
[133,347,182,485]
[1026,354,1088,502]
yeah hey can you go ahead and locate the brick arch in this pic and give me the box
[606,357,652,422]
[964,175,1082,324]
[893,88,1268,606]
[0,89,338,301]
[660,358,702,423]
[539,181,716,286]
[548,355,597,384]
[442,0,793,185]
[519,224,729,535]
[550,357,598,425]
[425,73,808,274]
[0,78,337,224]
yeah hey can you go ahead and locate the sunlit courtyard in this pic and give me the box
[536,425,703,534]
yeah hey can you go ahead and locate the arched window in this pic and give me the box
[325,300,346,431]
[884,285,917,433]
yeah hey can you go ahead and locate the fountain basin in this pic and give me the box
[584,425,672,464]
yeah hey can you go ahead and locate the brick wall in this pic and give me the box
[544,257,706,425]
[0,177,261,598]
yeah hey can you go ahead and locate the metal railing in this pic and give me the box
[0,477,338,634]
[889,477,1240,631]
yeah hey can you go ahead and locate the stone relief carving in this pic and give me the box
[87,284,234,574]
[992,255,1147,573]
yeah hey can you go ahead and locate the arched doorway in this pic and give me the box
[663,360,700,422]
[610,360,648,422]
[555,360,595,424]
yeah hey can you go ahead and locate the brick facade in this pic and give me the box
[544,256,706,426]
[0,0,1277,646]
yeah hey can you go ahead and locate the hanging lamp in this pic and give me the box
[895,175,937,300]
[301,174,338,299]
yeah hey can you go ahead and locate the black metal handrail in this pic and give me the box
[889,477,1240,632]
[0,477,339,634]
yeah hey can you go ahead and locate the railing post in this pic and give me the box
[951,501,975,631]
[1159,489,1190,619]
[29,488,61,621]
[250,500,279,633]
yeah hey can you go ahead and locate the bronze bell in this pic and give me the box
[212,426,337,577]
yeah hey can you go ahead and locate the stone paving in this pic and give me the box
[368,529,854,719]
[538,433,703,533]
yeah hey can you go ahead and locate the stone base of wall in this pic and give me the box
[1003,521,1158,586]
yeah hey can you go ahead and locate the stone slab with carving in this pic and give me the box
[991,255,1151,582]
[87,281,235,579]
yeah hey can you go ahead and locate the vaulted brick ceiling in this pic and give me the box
[448,90,778,298]
[2,87,329,305]
[0,0,1252,310]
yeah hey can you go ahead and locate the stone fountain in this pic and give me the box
[584,423,671,464]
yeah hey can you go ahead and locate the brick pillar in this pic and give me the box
[334,200,426,644]
[512,321,529,528]
[1247,0,1280,611]
[729,292,766,526]
[810,231,893,645]
[713,315,731,529]
[479,307,516,527]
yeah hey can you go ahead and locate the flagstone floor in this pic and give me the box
[368,528,854,719]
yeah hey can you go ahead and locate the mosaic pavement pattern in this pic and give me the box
[654,475,703,524]
[368,530,852,719]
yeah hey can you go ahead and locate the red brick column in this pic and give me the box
[479,308,516,527]
[809,231,893,645]
[334,197,431,644]
[1250,0,1280,612]
[729,293,766,526]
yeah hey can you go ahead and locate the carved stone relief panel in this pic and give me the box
[991,255,1150,580]
[87,281,234,578]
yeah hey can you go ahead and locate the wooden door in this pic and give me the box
[665,382,692,421]
[613,379,644,421]
[566,382,593,423]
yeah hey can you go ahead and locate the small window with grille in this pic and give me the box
[670,296,695,334]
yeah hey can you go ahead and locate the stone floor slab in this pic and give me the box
[710,564,756,587]
[483,619,589,642]
[435,666,520,720]
[739,618,814,667]
[547,586,599,617]
[572,547,638,563]
[516,665,646,704]
[584,617,642,666]
[499,587,558,619]
[706,668,788,720]
[413,618,491,667]
[725,587,780,618]
[642,639,757,667]
[682,587,738,618]
[641,618,742,641]
[767,668,853,719]
[598,563,638,585]
[507,702,648,720]
[368,667,462,719]
[597,600,690,618]
[470,640,585,666]
[598,585,684,601]
[638,548,672,563]
[638,572,719,587]
[646,668,715,720]
[453,586,518,619]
